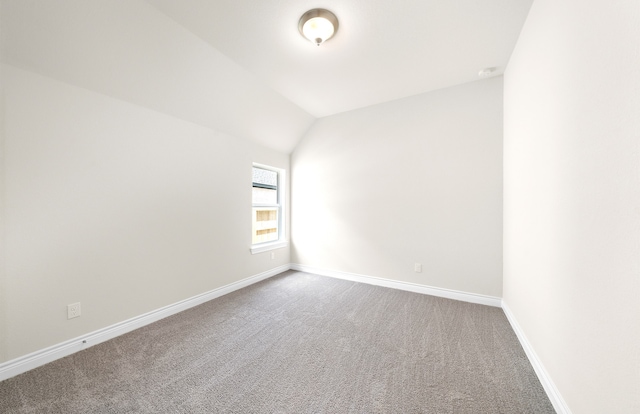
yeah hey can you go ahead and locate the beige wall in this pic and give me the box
[0,64,290,362]
[503,0,640,412]
[291,78,503,297]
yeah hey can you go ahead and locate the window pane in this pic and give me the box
[252,167,277,188]
[252,187,277,204]
[252,165,281,245]
[252,207,278,244]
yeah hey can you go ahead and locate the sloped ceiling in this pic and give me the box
[1,0,533,153]
[0,0,314,153]
[147,0,534,118]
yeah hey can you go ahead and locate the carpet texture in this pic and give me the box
[0,271,555,413]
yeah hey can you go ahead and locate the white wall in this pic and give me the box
[292,78,503,297]
[504,0,640,412]
[0,64,290,362]
[0,0,299,366]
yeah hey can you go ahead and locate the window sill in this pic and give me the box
[250,240,288,255]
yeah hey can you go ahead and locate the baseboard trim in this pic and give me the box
[1,264,568,414]
[290,265,568,411]
[502,301,571,414]
[0,264,289,382]
[290,264,502,307]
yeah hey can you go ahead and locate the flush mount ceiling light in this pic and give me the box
[298,8,339,46]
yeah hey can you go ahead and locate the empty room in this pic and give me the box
[0,0,638,413]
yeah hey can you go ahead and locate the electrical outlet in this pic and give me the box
[270,252,275,260]
[67,302,81,319]
[414,263,422,273]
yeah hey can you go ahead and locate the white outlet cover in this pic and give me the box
[67,302,81,319]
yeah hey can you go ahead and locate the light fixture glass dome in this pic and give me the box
[298,9,339,46]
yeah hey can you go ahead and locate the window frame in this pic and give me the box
[250,163,287,254]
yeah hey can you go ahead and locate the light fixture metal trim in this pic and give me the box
[298,8,339,46]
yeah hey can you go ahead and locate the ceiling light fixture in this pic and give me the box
[298,9,339,46]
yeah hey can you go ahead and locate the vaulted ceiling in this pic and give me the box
[1,0,533,152]
[148,0,533,118]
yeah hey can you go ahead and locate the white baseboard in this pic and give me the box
[291,264,568,412]
[1,263,568,414]
[502,301,572,414]
[0,264,289,382]
[290,264,502,307]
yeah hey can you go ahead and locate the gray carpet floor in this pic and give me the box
[0,270,555,413]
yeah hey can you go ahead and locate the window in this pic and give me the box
[251,164,286,253]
